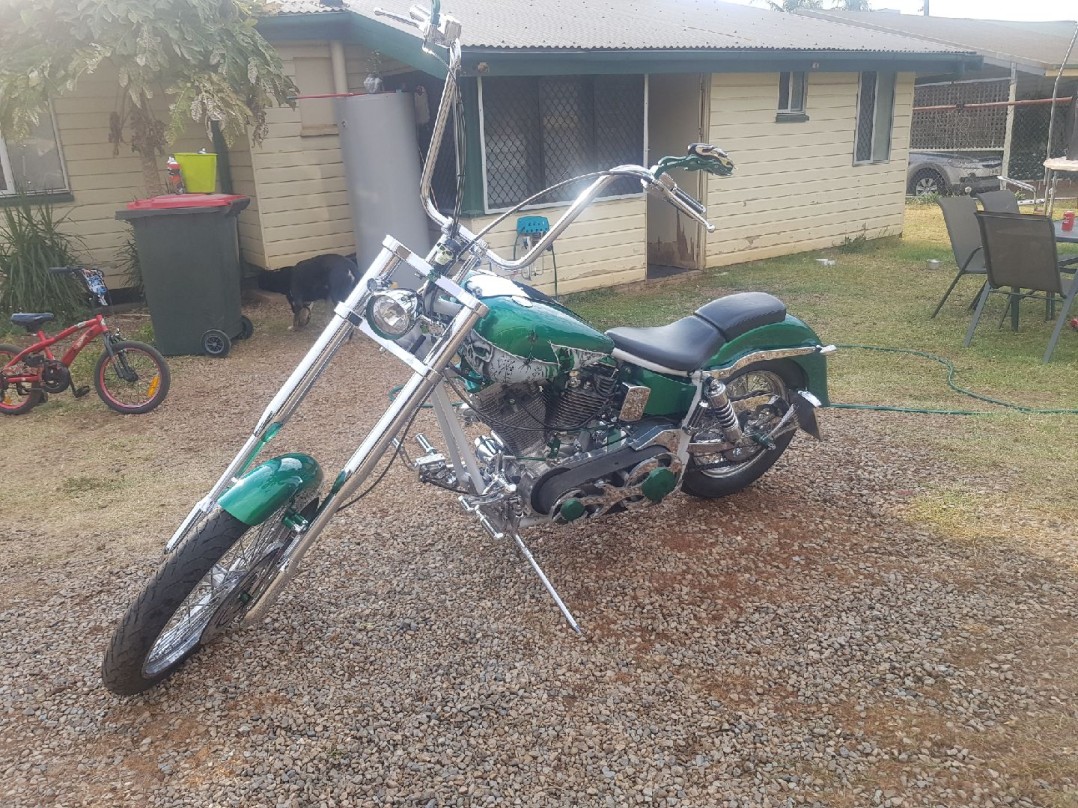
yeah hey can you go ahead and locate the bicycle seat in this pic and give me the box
[10,313,55,332]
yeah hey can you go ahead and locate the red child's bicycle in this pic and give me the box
[1,266,170,415]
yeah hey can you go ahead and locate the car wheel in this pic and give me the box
[909,169,946,197]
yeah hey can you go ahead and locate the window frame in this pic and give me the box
[0,102,70,196]
[476,74,648,215]
[854,70,897,165]
[776,71,809,122]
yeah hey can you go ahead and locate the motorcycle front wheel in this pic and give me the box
[102,508,297,695]
[681,360,804,499]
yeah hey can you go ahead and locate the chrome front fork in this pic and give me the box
[164,236,487,616]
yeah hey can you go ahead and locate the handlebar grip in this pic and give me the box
[673,187,706,216]
[48,266,78,275]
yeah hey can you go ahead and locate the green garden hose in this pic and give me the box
[390,348,1078,417]
[830,344,1078,416]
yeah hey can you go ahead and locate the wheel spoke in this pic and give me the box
[142,506,298,678]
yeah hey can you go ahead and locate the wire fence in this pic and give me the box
[480,75,644,209]
[911,78,1075,187]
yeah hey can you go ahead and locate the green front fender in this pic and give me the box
[707,315,831,405]
[218,453,324,526]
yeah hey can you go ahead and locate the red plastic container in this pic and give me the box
[1063,210,1075,232]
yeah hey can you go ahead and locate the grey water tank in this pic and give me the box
[336,92,431,274]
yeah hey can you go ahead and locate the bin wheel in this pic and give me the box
[238,316,254,341]
[202,329,231,358]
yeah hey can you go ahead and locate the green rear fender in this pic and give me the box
[218,453,323,526]
[707,315,830,405]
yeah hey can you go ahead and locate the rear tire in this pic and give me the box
[0,343,43,415]
[102,504,305,696]
[681,360,805,499]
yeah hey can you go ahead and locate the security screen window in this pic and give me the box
[480,74,645,211]
[855,71,896,164]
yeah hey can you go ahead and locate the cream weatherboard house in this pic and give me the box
[2,0,976,294]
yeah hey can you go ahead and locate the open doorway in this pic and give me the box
[647,73,708,279]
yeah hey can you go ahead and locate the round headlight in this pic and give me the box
[366,289,419,341]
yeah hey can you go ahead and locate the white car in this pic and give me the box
[907,151,1002,197]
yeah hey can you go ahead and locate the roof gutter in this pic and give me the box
[461,48,981,78]
[257,13,448,77]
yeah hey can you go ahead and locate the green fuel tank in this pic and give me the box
[461,274,614,384]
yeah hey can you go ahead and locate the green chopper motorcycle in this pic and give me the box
[102,3,834,695]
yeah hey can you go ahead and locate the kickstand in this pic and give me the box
[509,529,581,634]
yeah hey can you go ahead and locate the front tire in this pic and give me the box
[909,168,946,197]
[102,509,297,696]
[681,361,805,499]
[95,340,170,414]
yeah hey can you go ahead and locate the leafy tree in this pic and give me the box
[832,0,872,9]
[0,0,297,195]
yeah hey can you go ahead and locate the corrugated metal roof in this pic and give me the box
[799,10,1078,71]
[274,0,971,54]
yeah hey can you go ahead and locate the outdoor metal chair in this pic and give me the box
[975,189,1021,214]
[934,196,987,318]
[966,211,1078,362]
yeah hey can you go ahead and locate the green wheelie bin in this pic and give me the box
[116,194,252,357]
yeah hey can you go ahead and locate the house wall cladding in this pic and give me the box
[461,196,648,295]
[247,42,415,270]
[48,64,213,285]
[704,71,915,267]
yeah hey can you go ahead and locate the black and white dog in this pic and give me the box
[258,253,360,329]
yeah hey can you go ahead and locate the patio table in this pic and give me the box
[1054,221,1078,243]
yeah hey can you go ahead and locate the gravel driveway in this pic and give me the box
[2,300,1075,806]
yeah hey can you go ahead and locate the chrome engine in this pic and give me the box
[465,368,683,525]
[466,366,620,456]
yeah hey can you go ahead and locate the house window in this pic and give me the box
[480,74,645,210]
[0,109,68,195]
[855,71,896,164]
[777,71,807,119]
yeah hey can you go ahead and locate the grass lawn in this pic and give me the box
[567,202,1078,562]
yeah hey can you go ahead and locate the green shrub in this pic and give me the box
[116,233,143,297]
[0,193,87,323]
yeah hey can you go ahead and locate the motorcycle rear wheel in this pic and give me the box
[681,360,804,499]
[102,508,296,695]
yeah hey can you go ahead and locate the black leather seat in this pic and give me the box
[606,315,724,372]
[605,292,787,373]
[10,313,55,332]
[695,292,786,340]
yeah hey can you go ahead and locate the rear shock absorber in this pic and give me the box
[705,380,743,444]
